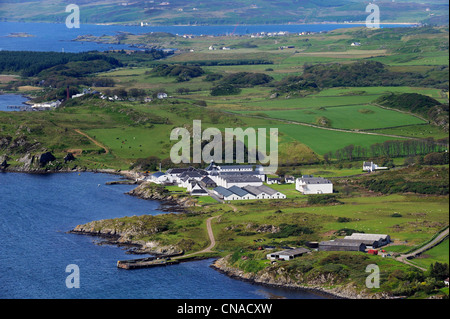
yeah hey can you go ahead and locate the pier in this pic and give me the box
[117,256,180,270]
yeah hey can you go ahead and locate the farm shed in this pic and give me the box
[345,233,391,247]
[319,240,366,252]
[267,248,310,261]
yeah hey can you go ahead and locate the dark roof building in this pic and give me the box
[319,240,366,252]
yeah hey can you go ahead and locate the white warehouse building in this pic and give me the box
[296,175,333,195]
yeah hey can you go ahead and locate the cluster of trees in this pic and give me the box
[275,61,449,93]
[148,64,204,81]
[388,262,449,297]
[219,72,273,87]
[375,93,443,116]
[360,166,449,195]
[0,51,122,77]
[210,72,273,96]
[376,93,448,130]
[328,138,448,162]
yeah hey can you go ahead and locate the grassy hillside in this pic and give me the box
[0,0,448,25]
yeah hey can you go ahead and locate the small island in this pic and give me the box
[5,32,35,38]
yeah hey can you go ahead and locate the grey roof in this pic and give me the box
[152,172,166,178]
[228,186,250,197]
[242,185,266,196]
[218,165,262,171]
[219,171,264,177]
[277,248,310,256]
[346,233,390,241]
[299,176,332,184]
[255,185,278,196]
[201,176,216,185]
[223,175,262,183]
[336,238,378,246]
[214,186,236,198]
[270,247,310,257]
[179,171,204,178]
[166,167,195,175]
[191,188,208,195]
[319,240,365,247]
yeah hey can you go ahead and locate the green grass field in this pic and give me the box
[236,104,426,130]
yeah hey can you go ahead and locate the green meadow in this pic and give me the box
[235,104,426,130]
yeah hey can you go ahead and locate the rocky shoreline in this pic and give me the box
[210,255,393,300]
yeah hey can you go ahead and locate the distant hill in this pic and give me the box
[0,0,448,25]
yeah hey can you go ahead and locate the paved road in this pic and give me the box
[396,227,449,271]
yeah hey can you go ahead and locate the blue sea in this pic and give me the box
[0,94,30,112]
[0,172,325,299]
[0,21,414,53]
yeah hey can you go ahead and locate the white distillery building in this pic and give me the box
[363,161,388,172]
[296,175,333,195]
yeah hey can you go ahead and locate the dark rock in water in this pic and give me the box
[39,152,56,167]
[64,152,76,163]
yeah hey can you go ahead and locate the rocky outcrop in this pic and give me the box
[126,182,198,211]
[69,222,183,256]
[211,255,393,299]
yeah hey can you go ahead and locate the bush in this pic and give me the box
[210,84,242,96]
[337,217,351,223]
[307,194,341,205]
[267,224,313,238]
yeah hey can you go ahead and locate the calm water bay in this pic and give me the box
[0,21,413,53]
[0,172,324,299]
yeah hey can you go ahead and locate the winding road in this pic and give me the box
[175,216,220,259]
[396,227,449,271]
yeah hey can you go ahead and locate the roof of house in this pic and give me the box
[298,175,332,184]
[214,186,237,198]
[222,175,262,183]
[201,176,216,185]
[179,171,204,179]
[336,238,379,245]
[346,233,390,241]
[191,188,208,195]
[152,172,166,178]
[255,185,279,196]
[242,185,266,196]
[166,167,195,175]
[218,164,262,171]
[228,185,251,197]
[270,247,310,256]
[319,240,365,247]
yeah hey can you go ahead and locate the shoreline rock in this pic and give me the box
[210,255,393,300]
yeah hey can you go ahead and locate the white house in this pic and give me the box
[285,176,295,184]
[267,248,310,261]
[148,172,170,184]
[296,175,333,195]
[266,177,281,185]
[157,92,168,99]
[363,161,388,172]
[190,182,209,196]
[214,186,241,201]
[228,186,256,200]
[218,175,264,188]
